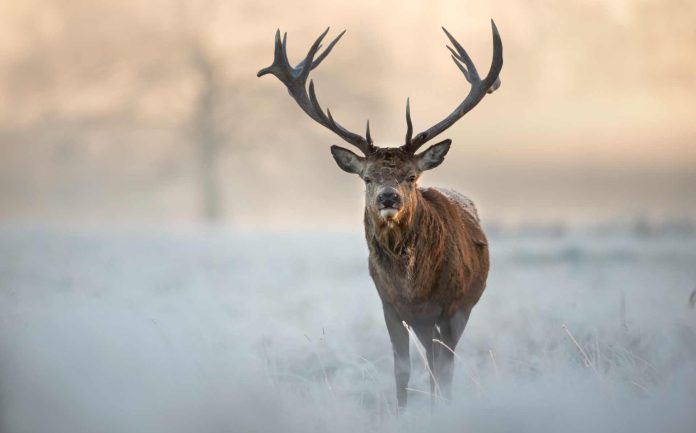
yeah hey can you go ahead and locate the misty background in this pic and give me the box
[2,2,696,433]
[1,0,695,228]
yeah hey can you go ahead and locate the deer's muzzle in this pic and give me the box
[377,188,402,219]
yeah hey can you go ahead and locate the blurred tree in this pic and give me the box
[175,0,239,223]
[187,39,227,222]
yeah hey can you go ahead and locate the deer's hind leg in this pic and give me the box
[433,307,471,400]
[411,324,440,400]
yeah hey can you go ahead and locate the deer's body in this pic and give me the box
[365,178,490,404]
[258,22,502,408]
[367,186,488,324]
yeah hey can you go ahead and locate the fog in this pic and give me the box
[1,227,695,432]
[1,1,695,432]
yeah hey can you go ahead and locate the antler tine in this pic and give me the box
[257,30,289,80]
[447,47,471,82]
[442,27,480,81]
[486,20,503,91]
[450,55,471,82]
[258,28,374,155]
[311,30,346,70]
[401,20,503,153]
[293,30,345,72]
[307,80,370,151]
[281,32,290,68]
[297,27,330,82]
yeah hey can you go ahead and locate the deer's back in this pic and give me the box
[421,187,480,223]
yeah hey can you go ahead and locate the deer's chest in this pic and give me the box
[368,253,443,323]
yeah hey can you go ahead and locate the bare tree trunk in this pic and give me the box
[190,42,224,223]
[196,129,222,222]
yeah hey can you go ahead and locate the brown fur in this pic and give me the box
[366,187,489,324]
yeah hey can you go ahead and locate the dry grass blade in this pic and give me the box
[405,387,447,401]
[562,324,597,372]
[305,334,335,397]
[433,338,486,397]
[562,324,615,399]
[402,321,443,399]
[489,349,500,381]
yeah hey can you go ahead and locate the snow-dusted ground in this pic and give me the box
[1,225,695,433]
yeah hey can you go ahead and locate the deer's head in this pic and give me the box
[329,143,451,226]
[258,23,503,226]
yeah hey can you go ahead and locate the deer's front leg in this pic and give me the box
[383,302,410,409]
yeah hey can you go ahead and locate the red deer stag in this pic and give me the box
[258,22,503,408]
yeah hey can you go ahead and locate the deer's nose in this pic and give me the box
[377,190,401,209]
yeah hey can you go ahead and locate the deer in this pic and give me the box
[257,21,503,408]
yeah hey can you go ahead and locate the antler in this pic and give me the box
[257,28,375,155]
[401,20,503,153]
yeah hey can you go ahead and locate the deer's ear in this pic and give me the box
[416,139,452,171]
[331,145,365,174]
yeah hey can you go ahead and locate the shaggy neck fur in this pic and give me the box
[366,190,419,256]
[365,190,448,288]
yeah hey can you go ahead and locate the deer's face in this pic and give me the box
[331,140,452,223]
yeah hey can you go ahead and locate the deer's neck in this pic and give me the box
[365,189,447,294]
[364,189,426,260]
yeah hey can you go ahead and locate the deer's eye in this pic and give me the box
[364,177,373,185]
[407,175,417,183]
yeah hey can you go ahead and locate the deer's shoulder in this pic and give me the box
[420,187,480,222]
[420,186,487,248]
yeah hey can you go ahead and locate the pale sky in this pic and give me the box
[0,0,694,228]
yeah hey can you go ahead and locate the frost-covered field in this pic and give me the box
[1,225,695,433]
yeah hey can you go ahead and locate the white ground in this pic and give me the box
[1,225,695,433]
